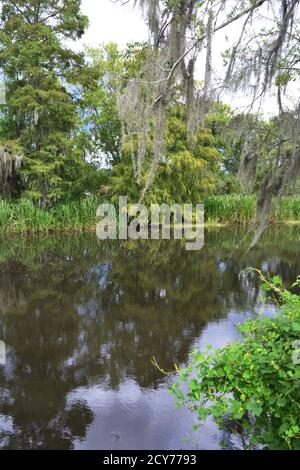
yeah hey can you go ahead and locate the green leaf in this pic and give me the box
[246,401,263,417]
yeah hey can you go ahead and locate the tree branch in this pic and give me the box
[10,1,32,24]
[153,0,269,105]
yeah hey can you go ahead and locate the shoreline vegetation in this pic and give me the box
[0,195,300,234]
[173,271,300,449]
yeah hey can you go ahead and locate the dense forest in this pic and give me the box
[0,0,299,242]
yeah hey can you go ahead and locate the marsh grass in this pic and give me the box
[0,195,299,233]
[204,195,300,225]
[0,197,100,233]
[203,195,255,225]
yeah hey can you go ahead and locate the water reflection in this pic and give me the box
[0,227,300,449]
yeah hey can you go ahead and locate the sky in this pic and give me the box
[74,1,299,116]
[79,0,147,49]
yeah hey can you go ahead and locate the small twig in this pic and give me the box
[151,356,180,375]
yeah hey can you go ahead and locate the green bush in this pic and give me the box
[172,270,300,449]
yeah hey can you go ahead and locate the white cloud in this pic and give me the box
[79,0,147,49]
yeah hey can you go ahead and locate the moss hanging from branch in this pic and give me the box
[0,143,23,198]
[117,0,300,247]
[117,0,202,200]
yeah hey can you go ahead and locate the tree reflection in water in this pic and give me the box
[0,226,300,449]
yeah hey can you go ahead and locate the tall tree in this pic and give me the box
[0,0,90,205]
[117,0,300,242]
[82,42,149,169]
[83,43,221,204]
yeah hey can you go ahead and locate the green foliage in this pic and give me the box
[205,103,239,176]
[0,0,95,205]
[172,271,300,449]
[82,41,149,167]
[203,195,300,225]
[0,195,299,234]
[0,196,101,233]
[204,195,256,224]
[82,43,123,166]
[158,105,220,203]
[0,12,299,210]
[83,43,224,203]
[273,196,300,224]
[111,103,221,204]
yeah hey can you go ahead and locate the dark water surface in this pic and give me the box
[0,227,300,450]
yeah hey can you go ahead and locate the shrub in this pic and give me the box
[172,270,300,449]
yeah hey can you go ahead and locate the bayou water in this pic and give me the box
[0,226,299,449]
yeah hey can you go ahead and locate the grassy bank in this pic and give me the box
[0,197,100,233]
[0,195,300,234]
[204,195,300,225]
